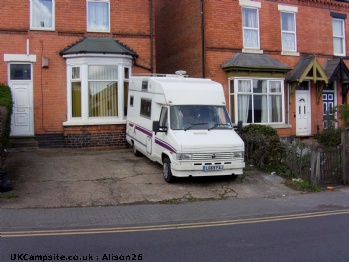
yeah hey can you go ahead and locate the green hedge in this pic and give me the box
[240,124,284,167]
[0,83,13,147]
[241,124,278,136]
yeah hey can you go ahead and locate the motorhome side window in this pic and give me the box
[140,98,151,118]
[159,107,168,127]
[142,81,148,91]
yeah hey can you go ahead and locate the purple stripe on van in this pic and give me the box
[135,125,152,137]
[129,122,134,127]
[155,138,177,153]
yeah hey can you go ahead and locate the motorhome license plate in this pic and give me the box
[203,165,224,171]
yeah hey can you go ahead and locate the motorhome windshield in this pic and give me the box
[170,105,233,130]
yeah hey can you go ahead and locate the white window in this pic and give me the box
[281,12,296,52]
[229,79,284,124]
[88,65,118,117]
[30,0,55,30]
[333,18,346,56]
[278,5,298,56]
[87,0,110,32]
[242,7,260,50]
[65,56,132,125]
[71,67,81,117]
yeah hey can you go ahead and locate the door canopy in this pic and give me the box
[287,55,328,104]
[287,55,328,84]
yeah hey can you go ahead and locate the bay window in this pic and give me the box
[64,56,132,125]
[230,78,284,124]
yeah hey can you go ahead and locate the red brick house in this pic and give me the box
[155,0,349,139]
[0,0,155,148]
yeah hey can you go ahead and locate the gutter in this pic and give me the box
[150,0,154,73]
[201,0,205,78]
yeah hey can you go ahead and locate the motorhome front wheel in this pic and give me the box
[163,158,174,183]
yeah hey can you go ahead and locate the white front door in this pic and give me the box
[8,64,34,136]
[296,91,311,136]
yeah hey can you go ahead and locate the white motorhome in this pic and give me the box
[126,73,245,183]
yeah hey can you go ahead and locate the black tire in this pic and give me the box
[163,157,175,183]
[133,142,142,157]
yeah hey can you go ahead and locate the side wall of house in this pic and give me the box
[0,0,156,148]
[155,0,202,76]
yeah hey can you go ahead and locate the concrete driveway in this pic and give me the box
[0,148,301,208]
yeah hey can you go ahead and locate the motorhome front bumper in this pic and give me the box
[170,160,245,177]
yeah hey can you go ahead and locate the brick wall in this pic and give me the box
[64,125,127,149]
[155,0,349,137]
[155,0,202,76]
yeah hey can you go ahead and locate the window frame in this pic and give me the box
[30,0,55,31]
[229,78,285,125]
[242,7,260,50]
[280,11,297,52]
[140,98,152,119]
[63,55,132,126]
[86,0,111,33]
[239,0,262,53]
[71,66,82,118]
[278,4,299,56]
[332,18,346,56]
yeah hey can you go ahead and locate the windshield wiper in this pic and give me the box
[208,123,231,130]
[184,123,208,131]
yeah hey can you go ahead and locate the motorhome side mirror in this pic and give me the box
[152,121,167,134]
[153,121,160,134]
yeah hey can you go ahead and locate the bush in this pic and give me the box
[317,127,342,147]
[0,83,13,148]
[337,103,349,128]
[241,124,278,136]
[241,124,284,167]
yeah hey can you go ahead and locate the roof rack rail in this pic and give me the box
[132,70,188,78]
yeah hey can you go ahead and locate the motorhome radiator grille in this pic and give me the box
[192,152,233,161]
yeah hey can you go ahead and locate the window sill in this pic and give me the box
[281,51,300,56]
[30,27,55,31]
[333,53,346,57]
[63,118,126,126]
[242,49,263,54]
[86,29,111,33]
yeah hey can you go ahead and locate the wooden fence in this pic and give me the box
[342,128,349,185]
[311,128,349,185]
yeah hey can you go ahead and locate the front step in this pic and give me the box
[8,137,39,151]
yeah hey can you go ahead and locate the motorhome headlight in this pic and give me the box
[176,153,193,160]
[232,151,244,158]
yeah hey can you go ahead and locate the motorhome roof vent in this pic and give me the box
[175,70,187,76]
